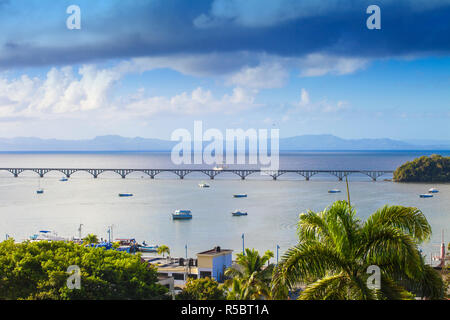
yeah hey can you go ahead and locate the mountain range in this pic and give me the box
[0,134,449,151]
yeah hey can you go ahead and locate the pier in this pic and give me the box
[0,168,394,181]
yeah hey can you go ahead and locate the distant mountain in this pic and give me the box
[279,134,414,150]
[0,134,448,151]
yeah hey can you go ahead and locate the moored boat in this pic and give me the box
[428,188,439,193]
[420,194,433,198]
[328,189,341,193]
[232,210,248,216]
[198,183,210,188]
[139,244,159,253]
[118,193,133,197]
[172,209,192,220]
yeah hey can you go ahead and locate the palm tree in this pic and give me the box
[157,245,170,258]
[224,248,274,300]
[83,234,99,245]
[272,200,444,300]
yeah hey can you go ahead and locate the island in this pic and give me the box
[393,154,450,182]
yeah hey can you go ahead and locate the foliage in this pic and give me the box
[224,248,274,300]
[393,154,450,182]
[176,277,226,300]
[0,240,168,300]
[157,245,170,258]
[82,234,99,244]
[272,201,445,300]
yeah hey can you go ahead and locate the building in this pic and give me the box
[196,246,233,282]
[151,246,233,290]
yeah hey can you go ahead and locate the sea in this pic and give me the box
[0,150,448,263]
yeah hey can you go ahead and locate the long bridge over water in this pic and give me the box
[0,168,394,181]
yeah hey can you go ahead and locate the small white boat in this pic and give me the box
[232,210,248,216]
[328,189,341,193]
[233,194,247,198]
[420,194,433,198]
[198,183,210,188]
[213,162,227,171]
[60,177,68,182]
[428,188,439,193]
[118,193,133,197]
[172,210,192,220]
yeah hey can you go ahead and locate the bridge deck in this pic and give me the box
[0,168,394,181]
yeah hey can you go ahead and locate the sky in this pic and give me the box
[0,0,449,140]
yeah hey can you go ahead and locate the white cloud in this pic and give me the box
[297,54,368,77]
[292,88,348,113]
[226,62,288,89]
[124,86,259,116]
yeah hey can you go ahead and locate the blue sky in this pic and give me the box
[0,0,449,140]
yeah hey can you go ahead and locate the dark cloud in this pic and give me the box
[0,0,450,69]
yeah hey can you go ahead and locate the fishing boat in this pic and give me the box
[198,182,210,188]
[428,188,439,193]
[172,209,192,220]
[232,210,248,216]
[233,194,247,198]
[328,189,341,193]
[420,194,433,198]
[118,193,133,197]
[60,177,68,182]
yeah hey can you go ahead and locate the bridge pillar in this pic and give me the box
[14,173,18,178]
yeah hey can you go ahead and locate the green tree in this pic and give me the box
[176,277,226,300]
[0,240,168,300]
[157,245,170,258]
[83,233,99,244]
[393,154,450,182]
[224,248,274,300]
[272,201,444,300]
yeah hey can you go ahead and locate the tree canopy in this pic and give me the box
[272,201,444,300]
[393,154,450,182]
[176,277,226,300]
[0,240,168,300]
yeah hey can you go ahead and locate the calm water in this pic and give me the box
[0,151,449,262]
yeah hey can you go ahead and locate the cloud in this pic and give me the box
[0,0,450,70]
[297,54,369,77]
[124,86,259,116]
[226,61,289,89]
[0,63,261,119]
[292,88,348,113]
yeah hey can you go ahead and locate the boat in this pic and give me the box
[213,162,227,171]
[232,210,248,216]
[139,244,159,253]
[118,193,133,197]
[198,182,210,188]
[233,194,247,198]
[60,177,68,182]
[29,230,68,242]
[36,178,44,194]
[428,188,439,193]
[328,189,341,193]
[420,194,433,198]
[172,209,193,220]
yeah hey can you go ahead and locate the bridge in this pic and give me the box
[0,168,394,181]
